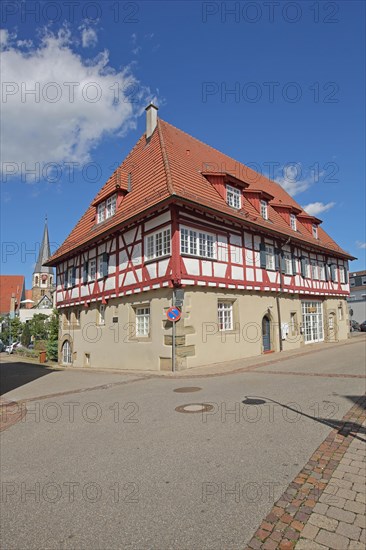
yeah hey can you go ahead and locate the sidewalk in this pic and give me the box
[246,396,366,550]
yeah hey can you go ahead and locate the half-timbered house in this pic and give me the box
[46,104,353,370]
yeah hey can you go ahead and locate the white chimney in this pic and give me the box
[145,103,158,140]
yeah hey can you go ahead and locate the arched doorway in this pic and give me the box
[262,316,271,352]
[62,340,72,365]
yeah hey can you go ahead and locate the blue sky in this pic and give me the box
[1,0,365,287]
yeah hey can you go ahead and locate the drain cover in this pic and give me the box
[173,387,202,393]
[175,403,215,414]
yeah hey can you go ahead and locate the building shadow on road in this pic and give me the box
[0,360,53,396]
[342,395,366,410]
[242,395,366,443]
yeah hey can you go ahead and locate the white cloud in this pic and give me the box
[356,241,366,249]
[274,164,326,197]
[81,27,97,48]
[302,201,336,216]
[1,27,152,180]
[0,28,9,46]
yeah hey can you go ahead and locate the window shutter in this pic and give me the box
[292,255,297,275]
[300,257,307,278]
[343,266,348,284]
[330,264,336,282]
[83,262,88,284]
[71,267,76,286]
[280,252,286,273]
[325,264,329,281]
[101,253,109,277]
[259,242,266,269]
[274,248,280,271]
[64,270,68,288]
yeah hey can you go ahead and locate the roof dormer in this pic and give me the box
[271,202,302,230]
[243,189,274,219]
[297,212,322,238]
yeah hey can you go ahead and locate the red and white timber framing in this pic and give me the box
[55,203,349,309]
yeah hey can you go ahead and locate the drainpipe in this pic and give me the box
[276,237,291,352]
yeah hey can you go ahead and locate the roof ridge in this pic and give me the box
[157,119,175,195]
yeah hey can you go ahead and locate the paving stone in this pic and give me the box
[337,488,357,501]
[263,538,278,550]
[348,541,365,550]
[337,464,359,475]
[359,529,366,543]
[315,528,350,549]
[319,493,345,507]
[295,539,328,550]
[300,523,319,540]
[344,500,366,514]
[326,506,355,523]
[355,493,366,504]
[332,469,344,479]
[331,478,353,489]
[354,514,366,529]
[313,503,328,515]
[353,482,366,493]
[350,460,365,469]
[344,473,366,484]
[308,513,338,531]
[336,521,361,541]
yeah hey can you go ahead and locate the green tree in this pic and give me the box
[46,310,59,361]
[29,313,49,340]
[0,316,23,344]
[21,322,31,347]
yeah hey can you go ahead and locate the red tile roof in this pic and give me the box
[25,289,34,309]
[0,276,25,315]
[48,119,353,264]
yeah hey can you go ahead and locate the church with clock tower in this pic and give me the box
[31,218,54,308]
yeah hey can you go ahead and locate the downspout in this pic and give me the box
[276,237,291,352]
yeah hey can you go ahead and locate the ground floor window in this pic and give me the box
[136,307,150,337]
[62,340,72,364]
[302,301,324,343]
[218,301,233,331]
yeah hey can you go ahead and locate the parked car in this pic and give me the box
[350,320,360,332]
[360,321,366,332]
[5,341,20,354]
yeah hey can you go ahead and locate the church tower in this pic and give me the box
[32,217,54,305]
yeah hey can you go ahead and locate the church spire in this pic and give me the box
[34,216,53,275]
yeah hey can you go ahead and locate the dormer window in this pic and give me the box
[290,213,297,231]
[226,185,241,209]
[97,194,117,224]
[260,200,268,220]
[312,224,318,239]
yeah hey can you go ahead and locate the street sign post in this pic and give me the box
[166,307,181,322]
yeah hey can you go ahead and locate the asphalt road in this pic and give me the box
[1,339,365,550]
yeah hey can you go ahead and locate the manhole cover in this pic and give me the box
[173,387,202,393]
[175,403,215,414]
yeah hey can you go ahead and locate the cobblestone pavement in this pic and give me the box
[246,396,366,550]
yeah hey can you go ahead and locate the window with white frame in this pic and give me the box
[319,263,326,281]
[218,301,233,331]
[312,224,318,239]
[145,228,171,261]
[97,255,104,279]
[106,195,117,218]
[339,268,345,284]
[62,340,72,364]
[67,266,74,287]
[283,252,293,275]
[226,185,241,209]
[260,200,268,220]
[290,213,297,231]
[97,202,105,223]
[135,306,150,337]
[311,260,318,280]
[89,258,96,281]
[265,244,275,270]
[97,194,117,223]
[350,278,355,287]
[98,304,105,326]
[180,227,216,259]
